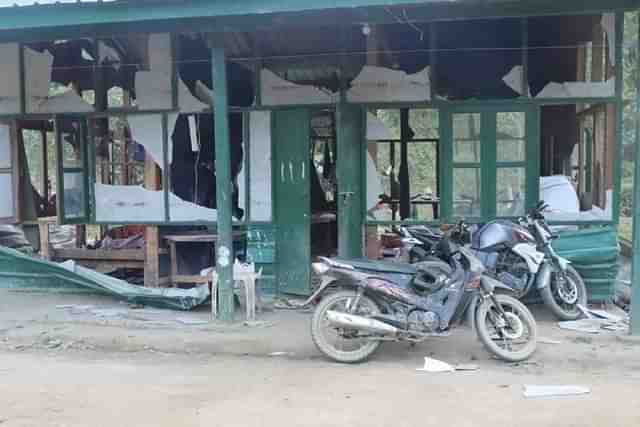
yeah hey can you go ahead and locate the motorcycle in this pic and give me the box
[402,201,587,321]
[307,236,537,363]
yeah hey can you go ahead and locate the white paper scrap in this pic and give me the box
[523,385,590,398]
[416,357,455,373]
[188,115,199,152]
[502,65,531,97]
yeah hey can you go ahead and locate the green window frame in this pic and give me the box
[55,115,91,224]
[438,104,539,223]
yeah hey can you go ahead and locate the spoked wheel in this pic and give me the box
[540,265,587,321]
[311,291,382,363]
[475,294,537,362]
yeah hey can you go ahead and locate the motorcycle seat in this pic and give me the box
[329,258,418,275]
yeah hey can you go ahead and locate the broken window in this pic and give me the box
[0,122,16,222]
[528,14,615,99]
[23,40,96,114]
[367,108,439,221]
[21,123,57,217]
[540,103,615,222]
[435,18,523,100]
[91,113,172,223]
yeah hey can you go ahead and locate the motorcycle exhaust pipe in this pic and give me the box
[326,310,398,336]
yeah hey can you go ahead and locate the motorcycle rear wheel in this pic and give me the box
[311,291,382,363]
[475,294,537,362]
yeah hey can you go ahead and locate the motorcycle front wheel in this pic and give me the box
[475,294,537,362]
[311,290,382,363]
[539,265,587,321]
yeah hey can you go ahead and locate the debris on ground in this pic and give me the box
[273,296,307,310]
[572,336,593,344]
[416,357,455,373]
[538,337,562,345]
[268,351,295,357]
[175,318,209,325]
[523,385,590,398]
[454,364,479,371]
[558,320,600,334]
[243,320,275,328]
[54,304,211,326]
[558,316,629,334]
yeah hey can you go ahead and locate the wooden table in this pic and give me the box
[163,231,245,287]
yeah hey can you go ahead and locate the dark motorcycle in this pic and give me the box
[403,202,587,321]
[307,237,537,363]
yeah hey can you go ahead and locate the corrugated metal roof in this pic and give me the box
[0,0,116,7]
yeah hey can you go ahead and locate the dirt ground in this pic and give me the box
[1,288,640,427]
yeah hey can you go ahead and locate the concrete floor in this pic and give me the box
[0,288,639,426]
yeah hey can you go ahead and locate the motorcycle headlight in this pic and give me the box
[312,262,330,275]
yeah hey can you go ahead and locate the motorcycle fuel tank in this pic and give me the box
[471,220,534,252]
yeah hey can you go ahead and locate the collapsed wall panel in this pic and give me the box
[0,246,209,310]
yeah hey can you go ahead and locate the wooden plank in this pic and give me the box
[172,275,211,284]
[143,152,161,288]
[165,235,218,243]
[38,221,50,260]
[163,231,245,243]
[53,248,146,261]
[169,241,178,287]
[76,260,145,270]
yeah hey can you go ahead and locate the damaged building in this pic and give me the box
[0,0,635,319]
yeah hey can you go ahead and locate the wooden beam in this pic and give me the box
[143,153,161,287]
[54,248,146,261]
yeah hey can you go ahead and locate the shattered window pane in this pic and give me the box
[63,171,85,219]
[436,18,522,100]
[528,14,615,99]
[24,41,96,114]
[409,109,439,139]
[453,113,481,163]
[497,167,525,216]
[453,167,481,218]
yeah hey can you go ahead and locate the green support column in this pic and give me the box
[631,13,640,335]
[211,37,234,322]
[336,104,364,258]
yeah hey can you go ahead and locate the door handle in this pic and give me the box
[339,192,355,201]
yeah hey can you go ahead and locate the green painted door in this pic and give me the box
[442,106,538,221]
[337,105,364,258]
[273,109,311,295]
